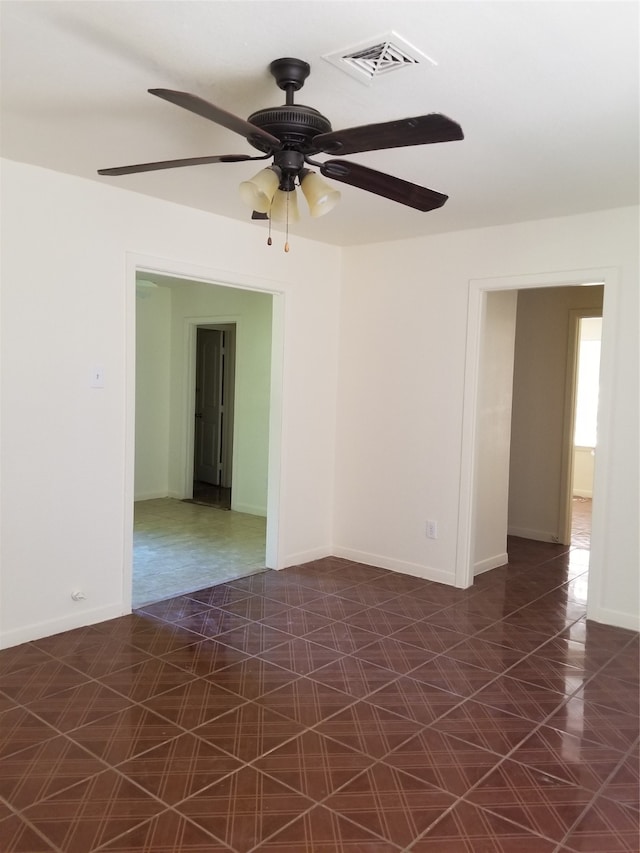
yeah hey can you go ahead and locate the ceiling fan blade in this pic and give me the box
[312,113,463,156]
[320,159,448,211]
[149,88,282,150]
[98,154,256,176]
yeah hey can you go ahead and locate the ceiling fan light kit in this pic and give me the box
[98,56,463,251]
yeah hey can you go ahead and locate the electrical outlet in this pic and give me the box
[426,520,438,539]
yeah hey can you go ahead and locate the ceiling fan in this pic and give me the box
[98,57,463,243]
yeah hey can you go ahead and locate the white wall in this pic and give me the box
[0,158,341,648]
[336,206,638,630]
[135,285,172,499]
[473,290,517,575]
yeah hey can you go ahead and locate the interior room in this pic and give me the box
[1,2,638,851]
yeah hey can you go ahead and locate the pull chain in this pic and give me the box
[284,190,290,252]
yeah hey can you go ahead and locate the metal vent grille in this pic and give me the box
[323,32,436,85]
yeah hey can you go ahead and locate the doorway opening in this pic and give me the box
[568,315,602,549]
[131,271,276,609]
[457,267,617,625]
[188,324,236,511]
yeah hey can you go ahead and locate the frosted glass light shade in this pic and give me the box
[300,172,341,217]
[239,167,280,213]
[269,189,301,222]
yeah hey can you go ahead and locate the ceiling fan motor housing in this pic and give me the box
[247,105,332,153]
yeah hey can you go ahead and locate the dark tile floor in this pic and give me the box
[1,538,638,852]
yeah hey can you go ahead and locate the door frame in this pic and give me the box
[123,253,286,613]
[455,266,619,625]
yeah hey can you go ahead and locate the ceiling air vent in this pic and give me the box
[323,32,436,86]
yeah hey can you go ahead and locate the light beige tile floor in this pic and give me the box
[132,498,266,608]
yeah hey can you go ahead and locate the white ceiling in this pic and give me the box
[1,1,638,247]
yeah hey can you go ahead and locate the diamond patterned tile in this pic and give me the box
[352,636,435,673]
[561,796,640,852]
[188,584,253,608]
[444,637,530,672]
[140,677,246,729]
[472,674,568,722]
[251,803,399,852]
[213,622,292,655]
[120,622,204,657]
[301,622,380,654]
[253,729,374,799]
[136,594,217,622]
[176,765,313,853]
[474,622,550,653]
[116,733,242,805]
[337,605,419,635]
[159,638,250,677]
[366,572,432,595]
[334,583,402,608]
[174,608,251,638]
[97,658,197,703]
[378,593,447,620]
[308,656,399,699]
[315,699,424,758]
[423,606,496,636]
[599,751,640,811]
[67,705,182,764]
[258,607,336,637]
[509,725,626,792]
[260,583,327,607]
[383,727,503,796]
[367,676,462,725]
[0,734,106,810]
[0,707,58,760]
[296,594,372,621]
[194,701,305,762]
[0,813,59,852]
[96,809,233,851]
[0,643,54,677]
[544,697,640,752]
[409,800,557,851]
[466,758,593,841]
[324,761,455,848]
[0,658,91,704]
[205,657,300,700]
[254,636,345,675]
[22,681,134,734]
[54,635,157,679]
[216,593,290,621]
[22,769,165,853]
[31,624,105,657]
[505,654,589,696]
[0,691,18,713]
[408,655,497,697]
[575,672,640,717]
[430,699,540,756]
[253,676,355,726]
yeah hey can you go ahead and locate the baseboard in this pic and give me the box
[230,502,267,517]
[474,552,509,576]
[279,546,333,569]
[586,604,640,632]
[135,491,169,502]
[573,490,593,499]
[332,546,455,585]
[0,603,125,651]
[507,526,558,543]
